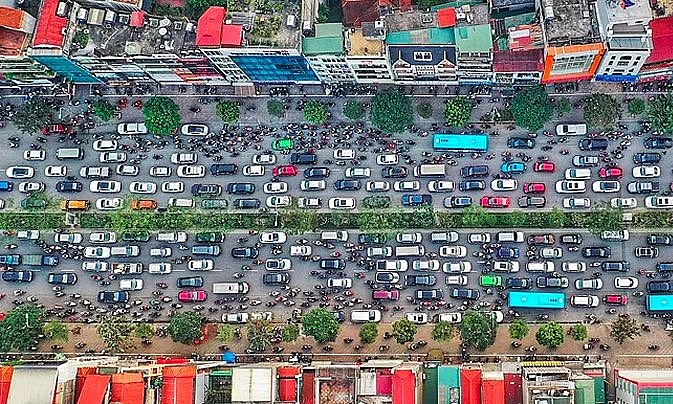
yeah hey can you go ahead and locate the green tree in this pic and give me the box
[93,100,116,122]
[509,319,529,340]
[281,324,300,343]
[460,310,497,351]
[417,0,445,9]
[392,318,418,344]
[303,101,330,124]
[267,99,285,118]
[417,102,433,119]
[554,97,572,116]
[648,93,673,132]
[343,101,364,120]
[134,323,155,340]
[168,311,205,344]
[142,96,181,135]
[583,93,619,130]
[96,314,135,353]
[586,203,625,234]
[370,89,413,133]
[547,208,567,228]
[627,98,646,116]
[460,206,493,228]
[359,323,378,344]
[11,98,53,134]
[216,101,240,124]
[317,4,329,22]
[185,0,226,19]
[302,308,340,343]
[511,86,553,131]
[43,321,69,342]
[0,305,45,351]
[610,314,641,344]
[536,322,564,349]
[217,325,236,343]
[247,319,275,352]
[569,324,588,341]
[431,322,454,342]
[443,97,473,127]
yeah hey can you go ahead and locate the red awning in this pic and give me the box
[301,370,315,404]
[482,379,504,404]
[460,369,481,404]
[76,374,110,404]
[278,366,299,402]
[32,0,67,47]
[156,358,188,365]
[161,366,196,404]
[437,8,456,28]
[504,373,522,403]
[376,370,392,395]
[0,366,13,404]
[392,370,415,404]
[130,11,145,27]
[110,373,145,404]
[648,16,673,64]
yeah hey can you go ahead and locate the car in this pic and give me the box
[381,166,408,178]
[17,230,39,241]
[603,294,628,305]
[579,138,609,151]
[333,149,356,160]
[627,181,660,194]
[599,167,624,179]
[405,312,429,324]
[327,277,353,289]
[445,275,468,285]
[480,196,510,208]
[265,258,292,271]
[297,197,322,209]
[479,274,503,287]
[405,274,437,286]
[441,262,472,273]
[533,162,555,172]
[556,123,587,136]
[43,123,66,134]
[366,246,393,258]
[372,290,400,300]
[459,180,486,192]
[393,181,419,192]
[635,246,658,258]
[563,197,591,209]
[415,289,443,300]
[556,180,586,194]
[468,233,490,244]
[497,246,519,259]
[97,291,129,303]
[259,231,287,244]
[377,154,398,165]
[645,195,673,208]
[270,165,297,177]
[300,180,326,192]
[582,246,611,258]
[507,137,535,149]
[460,165,489,178]
[523,183,545,194]
[345,167,371,179]
[100,152,127,163]
[177,276,204,288]
[191,184,222,197]
[181,124,209,136]
[23,150,45,161]
[84,246,111,259]
[56,181,83,193]
[209,164,238,176]
[6,166,33,179]
[129,182,157,194]
[412,260,440,271]
[610,198,637,209]
[518,196,546,208]
[263,273,290,285]
[490,179,518,191]
[178,290,208,302]
[500,162,526,174]
[18,181,44,193]
[304,167,330,179]
[252,154,276,165]
[560,234,583,244]
[231,247,259,259]
[266,195,291,208]
[117,122,147,135]
[614,276,639,289]
[92,140,118,151]
[44,165,67,177]
[150,247,172,257]
[161,182,184,193]
[648,234,673,246]
[0,255,20,265]
[648,281,671,293]
[227,183,255,195]
[170,153,198,164]
[539,247,563,259]
[96,198,123,211]
[242,165,265,176]
[121,231,151,242]
[428,180,455,193]
[565,168,592,180]
[271,138,293,151]
[562,262,587,272]
[633,153,661,165]
[506,277,532,289]
[54,232,83,244]
[90,231,116,244]
[119,279,144,291]
[176,165,205,178]
[536,276,569,288]
[89,180,122,193]
[117,165,140,178]
[592,181,620,193]
[450,288,480,300]
[359,233,388,245]
[47,272,77,285]
[602,261,629,272]
[644,137,673,149]
[439,245,467,258]
[575,278,603,290]
[194,232,225,244]
[335,179,362,191]
[573,155,600,167]
[633,166,661,178]
[570,295,600,308]
[376,272,400,284]
[376,260,409,272]
[130,199,157,210]
[444,196,472,208]
[289,153,317,165]
[148,263,172,274]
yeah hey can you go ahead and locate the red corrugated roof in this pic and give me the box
[437,8,456,28]
[392,369,415,404]
[161,366,196,404]
[76,375,110,404]
[0,366,13,404]
[342,0,380,27]
[481,379,504,404]
[376,370,393,395]
[110,373,145,404]
[278,365,300,401]
[196,6,242,47]
[301,370,315,404]
[460,369,481,404]
[493,49,544,72]
[504,373,522,403]
[32,0,67,47]
[647,16,673,64]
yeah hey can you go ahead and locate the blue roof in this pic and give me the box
[231,55,318,83]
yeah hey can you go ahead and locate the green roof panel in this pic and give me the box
[454,24,493,53]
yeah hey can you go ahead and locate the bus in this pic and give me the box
[646,294,673,311]
[508,291,566,309]
[433,133,488,152]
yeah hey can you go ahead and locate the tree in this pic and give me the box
[443,97,473,127]
[168,312,205,344]
[431,321,454,342]
[536,322,564,349]
[392,319,418,344]
[460,310,497,351]
[303,101,329,124]
[627,98,646,116]
[97,314,135,353]
[460,206,493,228]
[417,102,433,119]
[93,100,116,122]
[247,319,275,352]
[11,98,53,134]
[554,97,572,116]
[343,101,364,120]
[302,308,340,343]
[43,321,69,342]
[142,96,181,135]
[0,305,45,352]
[185,0,226,19]
[647,93,673,132]
[511,86,553,131]
[216,101,240,124]
[586,203,625,234]
[569,324,588,341]
[417,0,446,9]
[583,93,619,130]
[134,323,155,340]
[267,99,285,118]
[359,323,378,344]
[509,319,529,340]
[217,325,235,343]
[281,324,300,343]
[610,314,641,344]
[370,89,413,133]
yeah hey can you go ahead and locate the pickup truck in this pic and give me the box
[22,254,59,266]
[17,230,39,240]
[112,263,143,274]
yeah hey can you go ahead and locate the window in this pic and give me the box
[413,52,432,62]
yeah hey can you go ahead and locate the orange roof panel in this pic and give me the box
[76,375,110,404]
[0,7,24,30]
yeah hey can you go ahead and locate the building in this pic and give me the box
[640,16,673,82]
[594,0,653,82]
[342,0,411,27]
[345,24,394,83]
[452,4,493,84]
[303,23,356,83]
[522,365,575,404]
[614,368,673,404]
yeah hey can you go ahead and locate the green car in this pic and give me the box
[21,198,47,210]
[121,230,151,242]
[200,199,228,209]
[196,232,226,243]
[479,274,503,287]
[271,138,293,151]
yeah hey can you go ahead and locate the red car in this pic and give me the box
[533,162,555,172]
[372,290,399,300]
[272,165,298,177]
[178,290,208,302]
[523,182,546,194]
[42,123,66,135]
[480,196,510,208]
[603,294,627,305]
[599,167,624,179]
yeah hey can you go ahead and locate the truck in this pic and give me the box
[22,254,59,266]
[17,230,39,240]
[111,263,143,274]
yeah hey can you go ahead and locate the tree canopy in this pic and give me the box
[134,323,155,340]
[167,311,205,344]
[587,203,625,234]
[216,325,235,343]
[392,318,418,344]
[610,314,641,344]
[460,310,497,351]
[216,101,240,124]
[93,100,116,122]
[583,93,619,130]
[302,308,340,343]
[359,323,378,344]
[443,97,473,128]
[370,89,413,133]
[431,321,454,342]
[303,101,330,124]
[647,93,673,132]
[627,98,646,116]
[97,313,135,353]
[12,98,53,134]
[185,0,226,19]
[281,324,299,343]
[536,322,564,349]
[509,319,529,340]
[247,319,275,352]
[417,102,433,119]
[569,324,588,341]
[511,86,553,131]
[343,101,364,121]
[0,305,45,351]
[44,321,69,342]
[142,96,181,135]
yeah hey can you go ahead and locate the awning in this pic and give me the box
[0,366,13,404]
[277,366,299,402]
[110,373,144,404]
[392,369,415,404]
[6,366,58,404]
[76,374,110,404]
[130,11,145,27]
[161,366,196,404]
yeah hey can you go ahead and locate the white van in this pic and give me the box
[110,246,140,257]
[213,282,249,294]
[564,168,592,180]
[414,164,446,178]
[168,198,195,208]
[350,310,381,323]
[321,231,348,242]
[395,245,425,257]
[527,261,555,273]
[556,123,587,136]
[157,231,188,244]
[600,230,630,241]
[56,148,84,160]
[496,231,524,243]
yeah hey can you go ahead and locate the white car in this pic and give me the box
[44,166,67,177]
[394,181,420,192]
[150,166,173,177]
[116,164,139,176]
[564,168,592,180]
[96,198,123,210]
[18,181,44,193]
[327,277,352,288]
[265,258,292,271]
[492,261,520,272]
[439,245,467,258]
[397,232,422,243]
[290,245,312,257]
[442,262,472,273]
[329,197,356,210]
[129,181,157,194]
[119,278,144,291]
[162,182,184,193]
[300,180,326,191]
[632,166,660,178]
[562,261,587,272]
[445,275,468,285]
[148,263,172,274]
[54,232,83,244]
[92,140,118,151]
[562,197,591,209]
[90,180,122,193]
[405,313,428,324]
[614,276,639,289]
[366,181,390,192]
[428,180,455,193]
[170,153,197,164]
[89,231,116,244]
[377,154,398,165]
[412,260,440,271]
[84,246,111,259]
[176,165,206,178]
[334,149,356,160]
[223,313,249,324]
[266,195,291,208]
[592,181,620,193]
[610,198,637,209]
[259,231,287,244]
[345,167,371,178]
[188,259,214,271]
[263,182,288,194]
[82,261,108,272]
[555,180,586,194]
[490,179,518,191]
[6,166,34,179]
[117,122,147,135]
[297,197,322,209]
[150,247,172,257]
[539,247,563,259]
[438,312,463,323]
[242,165,265,176]
[575,278,603,290]
[252,154,276,165]
[99,152,127,163]
[23,150,45,161]
[181,124,209,136]
[468,233,491,244]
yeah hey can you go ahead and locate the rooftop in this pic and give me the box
[647,16,673,64]
[454,23,492,52]
[490,0,534,9]
[316,367,357,404]
[493,48,544,71]
[617,369,673,383]
[595,0,652,26]
[346,28,383,55]
[386,10,438,33]
[31,0,68,48]
[542,0,598,44]
[196,7,243,47]
[386,27,455,45]
[302,23,344,55]
[341,0,380,27]
[0,7,35,57]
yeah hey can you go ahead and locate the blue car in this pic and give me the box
[401,194,433,206]
[500,162,526,174]
[497,246,519,259]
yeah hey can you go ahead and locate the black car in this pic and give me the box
[444,196,472,208]
[210,163,238,175]
[55,181,83,192]
[195,232,226,243]
[602,261,629,272]
[507,137,536,149]
[304,167,331,179]
[121,231,151,242]
[191,184,222,196]
[47,272,77,285]
[460,165,489,178]
[376,272,400,284]
[177,276,204,288]
[627,181,660,194]
[97,290,129,303]
[506,277,532,289]
[2,270,32,283]
[648,234,673,246]
[582,246,611,258]
[450,288,480,300]
[381,166,408,178]
[415,289,444,300]
[405,274,437,286]
[289,153,317,165]
[517,196,546,208]
[458,180,485,192]
[648,280,671,293]
[644,137,673,149]
[633,152,661,165]
[578,138,609,151]
[333,179,361,191]
[227,183,255,195]
[319,259,346,270]
[536,276,569,288]
[560,234,583,244]
[231,247,259,258]
[358,233,387,244]
[233,198,261,209]
[263,273,290,285]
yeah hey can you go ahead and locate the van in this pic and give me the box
[395,245,425,257]
[192,245,221,256]
[157,231,188,243]
[56,148,84,160]
[600,230,630,241]
[350,309,382,323]
[414,164,446,178]
[110,246,140,257]
[320,231,348,242]
[430,231,458,244]
[497,231,524,243]
[212,282,249,294]
[527,261,554,273]
[168,198,195,208]
[556,123,587,136]
[289,153,317,165]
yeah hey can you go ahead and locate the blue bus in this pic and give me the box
[508,291,566,309]
[647,294,673,311]
[433,133,488,152]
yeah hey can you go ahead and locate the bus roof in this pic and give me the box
[433,134,488,152]
[508,291,566,309]
[647,294,673,311]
